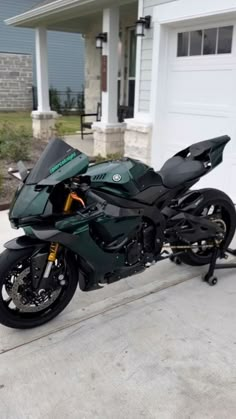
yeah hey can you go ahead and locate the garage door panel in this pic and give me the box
[167,69,233,105]
[163,112,234,179]
[163,113,232,145]
[157,24,236,202]
[168,102,230,118]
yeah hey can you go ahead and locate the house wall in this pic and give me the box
[138,0,177,113]
[0,0,85,98]
[0,53,33,110]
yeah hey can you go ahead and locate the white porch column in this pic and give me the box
[32,27,57,141]
[35,27,50,112]
[93,7,125,157]
[124,0,153,165]
[101,7,119,124]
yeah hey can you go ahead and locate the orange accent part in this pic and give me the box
[70,193,86,208]
[63,192,86,214]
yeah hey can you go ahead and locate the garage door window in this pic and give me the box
[177,25,233,57]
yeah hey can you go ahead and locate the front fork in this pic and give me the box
[42,192,85,280]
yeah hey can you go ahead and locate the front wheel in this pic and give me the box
[172,188,236,266]
[0,247,78,329]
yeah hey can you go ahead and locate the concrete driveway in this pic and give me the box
[0,210,236,418]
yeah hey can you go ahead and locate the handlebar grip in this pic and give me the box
[86,190,107,207]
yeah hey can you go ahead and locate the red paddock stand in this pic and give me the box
[202,248,236,286]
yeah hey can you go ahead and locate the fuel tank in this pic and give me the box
[87,157,155,198]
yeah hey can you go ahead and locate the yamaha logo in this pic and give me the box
[113,174,122,182]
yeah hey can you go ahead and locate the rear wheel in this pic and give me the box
[172,189,236,266]
[0,247,78,329]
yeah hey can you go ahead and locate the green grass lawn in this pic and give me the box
[0,112,81,136]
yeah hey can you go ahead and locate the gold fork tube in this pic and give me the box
[47,192,85,264]
[63,193,74,213]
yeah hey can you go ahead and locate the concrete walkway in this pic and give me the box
[1,211,236,418]
[66,134,94,157]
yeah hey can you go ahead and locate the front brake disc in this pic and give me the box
[7,268,61,313]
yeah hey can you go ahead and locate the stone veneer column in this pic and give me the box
[31,110,58,141]
[124,119,152,164]
[93,122,125,156]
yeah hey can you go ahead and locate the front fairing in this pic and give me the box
[9,184,51,224]
[9,138,89,225]
[26,138,89,186]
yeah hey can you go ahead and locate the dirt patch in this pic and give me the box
[0,139,48,206]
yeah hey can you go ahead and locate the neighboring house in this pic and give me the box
[5,0,236,201]
[0,0,84,110]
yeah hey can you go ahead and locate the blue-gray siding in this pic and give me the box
[0,0,84,92]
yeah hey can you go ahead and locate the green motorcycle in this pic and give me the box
[0,136,235,329]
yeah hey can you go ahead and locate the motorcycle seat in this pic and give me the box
[159,156,205,189]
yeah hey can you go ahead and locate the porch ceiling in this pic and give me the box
[5,0,138,33]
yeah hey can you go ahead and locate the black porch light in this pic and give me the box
[136,15,151,37]
[96,32,108,49]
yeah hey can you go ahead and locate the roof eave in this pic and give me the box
[5,0,93,27]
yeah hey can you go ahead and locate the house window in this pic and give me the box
[177,25,234,57]
[177,32,189,57]
[190,30,202,56]
[203,28,217,55]
[218,26,233,53]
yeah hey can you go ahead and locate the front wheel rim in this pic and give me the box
[1,253,69,319]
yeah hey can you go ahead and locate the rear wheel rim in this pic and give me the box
[186,202,230,260]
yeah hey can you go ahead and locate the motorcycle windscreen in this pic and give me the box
[25,138,81,185]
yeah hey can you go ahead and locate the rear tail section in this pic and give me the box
[176,135,230,169]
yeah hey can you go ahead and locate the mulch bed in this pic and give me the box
[0,139,48,208]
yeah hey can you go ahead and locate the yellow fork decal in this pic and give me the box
[48,243,59,262]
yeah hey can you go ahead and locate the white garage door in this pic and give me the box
[156,22,236,202]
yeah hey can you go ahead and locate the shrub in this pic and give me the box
[94,153,123,163]
[77,90,85,114]
[50,87,61,113]
[0,171,3,195]
[53,121,66,138]
[63,87,76,114]
[0,123,32,161]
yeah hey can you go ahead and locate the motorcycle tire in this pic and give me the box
[172,188,236,267]
[0,247,78,329]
